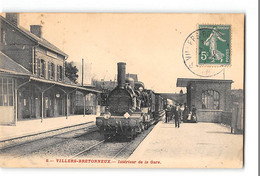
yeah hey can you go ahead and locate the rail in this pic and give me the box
[71,140,106,159]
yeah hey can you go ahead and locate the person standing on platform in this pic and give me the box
[175,105,181,128]
[191,105,197,122]
[179,103,184,122]
[165,105,171,123]
[171,105,176,121]
[183,103,189,123]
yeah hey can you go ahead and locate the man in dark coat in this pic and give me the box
[174,105,181,128]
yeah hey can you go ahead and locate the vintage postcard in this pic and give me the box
[0,13,244,168]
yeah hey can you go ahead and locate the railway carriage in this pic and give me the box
[96,62,165,141]
[154,93,166,120]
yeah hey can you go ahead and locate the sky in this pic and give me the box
[11,13,244,93]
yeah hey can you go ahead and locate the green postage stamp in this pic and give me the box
[198,25,231,66]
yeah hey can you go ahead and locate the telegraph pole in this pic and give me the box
[82,58,84,86]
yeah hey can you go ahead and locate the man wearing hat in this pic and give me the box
[174,104,181,128]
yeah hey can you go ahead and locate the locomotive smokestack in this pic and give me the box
[117,62,126,89]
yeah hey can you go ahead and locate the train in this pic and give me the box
[96,62,165,141]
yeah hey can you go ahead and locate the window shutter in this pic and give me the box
[34,59,37,75]
[48,62,51,79]
[53,64,55,79]
[37,59,41,76]
[43,60,46,78]
[60,66,63,81]
[57,65,60,81]
[35,59,38,76]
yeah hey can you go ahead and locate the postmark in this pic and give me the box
[182,25,231,77]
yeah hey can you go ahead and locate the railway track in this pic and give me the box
[71,139,133,160]
[1,121,158,160]
[0,123,99,157]
[111,141,133,159]
[70,123,157,160]
[71,139,106,158]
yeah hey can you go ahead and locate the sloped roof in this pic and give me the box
[21,27,68,57]
[0,52,31,75]
[0,52,100,93]
[0,15,68,57]
[30,76,101,93]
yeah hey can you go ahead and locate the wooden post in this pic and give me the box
[40,84,55,122]
[66,93,69,119]
[82,58,84,86]
[41,92,44,123]
[83,93,86,117]
[15,88,18,125]
[15,79,31,125]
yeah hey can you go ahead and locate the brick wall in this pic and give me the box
[1,18,66,82]
[190,82,232,111]
[35,46,65,81]
[188,81,232,123]
[1,19,35,72]
[197,110,223,122]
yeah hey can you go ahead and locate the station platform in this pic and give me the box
[128,120,243,168]
[0,115,97,142]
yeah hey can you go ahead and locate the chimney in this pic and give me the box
[6,13,19,26]
[30,25,42,38]
[117,62,126,89]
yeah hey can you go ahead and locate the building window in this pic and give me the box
[36,59,40,76]
[40,59,46,78]
[48,62,50,79]
[48,62,55,80]
[202,90,220,110]
[51,63,55,79]
[57,65,63,81]
[0,78,14,106]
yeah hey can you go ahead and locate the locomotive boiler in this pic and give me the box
[96,62,164,141]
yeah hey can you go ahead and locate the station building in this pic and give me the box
[0,13,100,125]
[176,78,233,122]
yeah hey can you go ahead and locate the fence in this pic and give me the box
[220,102,243,134]
[221,111,232,126]
[231,102,243,134]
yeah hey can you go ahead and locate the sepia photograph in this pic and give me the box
[0,12,245,168]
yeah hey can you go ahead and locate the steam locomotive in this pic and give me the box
[96,62,165,141]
